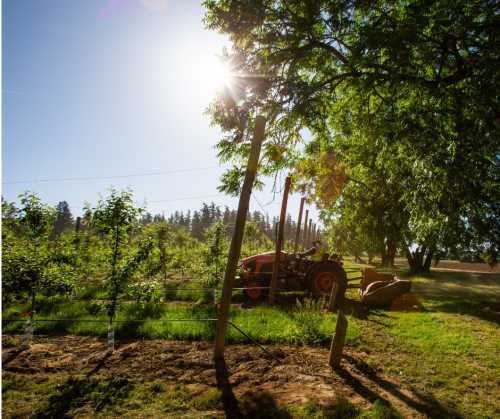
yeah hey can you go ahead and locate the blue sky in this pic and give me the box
[2,0,319,224]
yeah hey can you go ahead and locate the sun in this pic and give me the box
[202,59,233,92]
[181,53,234,100]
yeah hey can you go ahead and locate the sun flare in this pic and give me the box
[181,53,234,100]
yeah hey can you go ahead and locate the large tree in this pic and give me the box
[204,0,500,269]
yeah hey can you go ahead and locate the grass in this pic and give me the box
[3,295,362,346]
[350,269,500,419]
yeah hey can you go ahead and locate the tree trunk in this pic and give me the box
[380,240,388,266]
[387,240,397,267]
[406,246,433,273]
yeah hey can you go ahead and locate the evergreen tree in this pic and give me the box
[53,201,74,236]
[191,211,203,240]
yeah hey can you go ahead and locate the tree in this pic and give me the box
[203,221,229,287]
[92,189,152,325]
[2,193,76,308]
[53,201,74,236]
[204,0,500,270]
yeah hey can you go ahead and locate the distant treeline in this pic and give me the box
[30,200,314,247]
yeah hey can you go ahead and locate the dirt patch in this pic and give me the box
[2,335,457,418]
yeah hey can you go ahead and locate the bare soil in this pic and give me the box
[2,335,453,418]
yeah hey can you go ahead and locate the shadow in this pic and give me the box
[344,299,391,327]
[85,350,112,377]
[2,348,27,367]
[341,354,463,418]
[239,391,291,419]
[35,374,132,419]
[215,357,242,419]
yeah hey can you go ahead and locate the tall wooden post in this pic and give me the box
[214,115,266,360]
[302,209,309,250]
[327,282,339,312]
[269,176,292,304]
[329,308,348,369]
[293,197,305,254]
[75,216,81,233]
[305,218,313,248]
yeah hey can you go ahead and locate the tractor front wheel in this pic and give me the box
[243,277,269,302]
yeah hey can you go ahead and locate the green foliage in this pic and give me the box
[2,193,76,306]
[202,220,229,287]
[292,298,327,345]
[91,189,152,322]
[241,221,273,258]
[203,0,500,269]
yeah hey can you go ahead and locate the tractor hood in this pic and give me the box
[241,251,288,266]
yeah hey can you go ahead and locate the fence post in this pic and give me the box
[329,308,348,369]
[214,115,266,360]
[327,282,339,312]
[293,197,305,254]
[302,209,309,250]
[269,176,292,305]
[306,218,313,247]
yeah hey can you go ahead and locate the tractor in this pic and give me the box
[237,251,347,307]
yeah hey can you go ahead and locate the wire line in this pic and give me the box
[2,166,220,185]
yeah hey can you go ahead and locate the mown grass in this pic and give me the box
[352,270,500,419]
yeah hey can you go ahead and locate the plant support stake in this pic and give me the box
[20,318,34,350]
[107,322,115,352]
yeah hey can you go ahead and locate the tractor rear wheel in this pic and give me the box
[307,261,347,308]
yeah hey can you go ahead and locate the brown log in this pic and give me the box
[269,176,292,304]
[214,115,266,360]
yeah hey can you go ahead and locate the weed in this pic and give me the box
[192,388,223,410]
[292,298,328,345]
[162,384,191,412]
[360,400,402,419]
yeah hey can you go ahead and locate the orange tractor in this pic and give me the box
[238,251,347,307]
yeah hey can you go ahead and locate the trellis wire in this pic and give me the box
[3,317,277,358]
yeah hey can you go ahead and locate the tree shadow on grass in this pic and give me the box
[2,347,27,367]
[214,357,241,418]
[35,351,123,418]
[214,357,291,419]
[340,354,463,419]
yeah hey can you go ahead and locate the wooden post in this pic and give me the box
[269,176,292,304]
[306,218,313,248]
[293,197,305,254]
[327,282,339,312]
[75,216,81,233]
[302,209,309,250]
[329,308,348,369]
[214,115,266,360]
